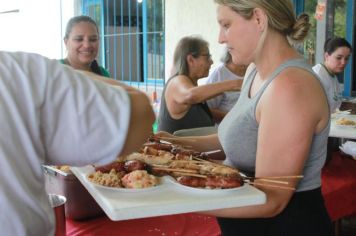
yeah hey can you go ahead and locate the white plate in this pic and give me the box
[167,176,247,194]
[89,178,166,193]
[90,183,164,193]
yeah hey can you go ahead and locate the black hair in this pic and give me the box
[324,37,352,55]
[90,60,104,76]
[64,15,99,40]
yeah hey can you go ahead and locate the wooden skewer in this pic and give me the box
[151,165,208,178]
[193,157,227,167]
[170,160,205,163]
[251,179,289,185]
[193,157,239,172]
[151,166,198,174]
[193,157,211,162]
[202,150,222,155]
[172,172,208,178]
[159,136,197,142]
[253,175,303,179]
[248,182,295,191]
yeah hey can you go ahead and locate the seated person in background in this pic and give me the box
[206,50,247,123]
[313,37,352,113]
[158,35,242,134]
[61,15,110,77]
[0,51,154,236]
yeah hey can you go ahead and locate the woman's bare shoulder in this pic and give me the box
[266,67,328,129]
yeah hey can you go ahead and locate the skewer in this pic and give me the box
[151,166,198,174]
[193,157,211,162]
[159,136,197,143]
[252,175,303,179]
[147,137,194,150]
[247,182,295,191]
[243,176,303,185]
[201,150,222,155]
[151,166,208,178]
[193,157,238,172]
[251,179,289,185]
[172,172,208,178]
[170,160,206,164]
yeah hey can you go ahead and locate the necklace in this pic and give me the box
[64,58,92,72]
[321,64,341,102]
[321,63,335,77]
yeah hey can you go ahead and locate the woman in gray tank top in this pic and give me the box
[155,1,333,235]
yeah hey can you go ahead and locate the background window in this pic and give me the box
[82,0,165,87]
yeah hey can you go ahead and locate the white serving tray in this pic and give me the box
[71,166,266,221]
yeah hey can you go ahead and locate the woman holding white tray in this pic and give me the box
[156,0,332,235]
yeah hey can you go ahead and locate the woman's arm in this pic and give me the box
[170,75,242,104]
[81,71,155,156]
[120,89,155,156]
[155,131,222,153]
[166,75,242,117]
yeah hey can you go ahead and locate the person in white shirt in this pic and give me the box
[206,51,247,123]
[0,51,154,236]
[313,37,352,113]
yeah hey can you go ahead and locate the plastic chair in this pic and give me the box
[173,126,217,137]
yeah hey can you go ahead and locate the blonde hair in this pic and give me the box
[214,0,310,43]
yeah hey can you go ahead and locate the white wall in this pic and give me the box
[165,0,224,81]
[0,0,75,59]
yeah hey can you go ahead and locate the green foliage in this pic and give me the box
[302,0,346,58]
[334,0,346,37]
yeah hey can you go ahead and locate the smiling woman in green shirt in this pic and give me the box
[60,15,110,77]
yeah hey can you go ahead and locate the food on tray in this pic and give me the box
[177,175,243,189]
[88,169,124,187]
[121,170,158,188]
[152,159,243,189]
[122,140,208,165]
[88,137,243,190]
[94,161,125,173]
[335,117,356,126]
[88,160,158,189]
[55,165,71,173]
[145,136,208,159]
[124,150,174,165]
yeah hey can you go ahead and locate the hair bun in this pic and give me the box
[289,13,311,42]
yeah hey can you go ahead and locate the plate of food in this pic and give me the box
[334,117,356,128]
[149,158,246,194]
[168,174,246,194]
[87,160,165,193]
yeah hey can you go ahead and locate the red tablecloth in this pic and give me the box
[321,152,356,221]
[66,213,221,236]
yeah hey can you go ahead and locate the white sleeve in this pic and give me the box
[2,53,130,166]
[41,60,131,166]
[313,64,334,112]
[206,66,223,109]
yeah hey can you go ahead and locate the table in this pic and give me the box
[329,114,356,139]
[321,151,356,221]
[66,213,221,236]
